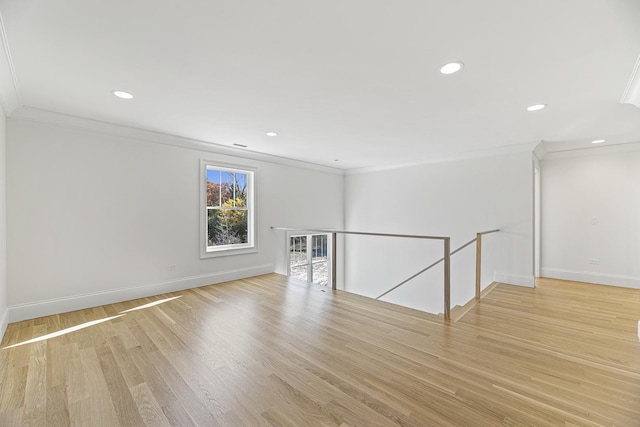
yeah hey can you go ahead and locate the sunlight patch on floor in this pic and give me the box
[3,295,183,349]
[119,295,182,313]
[3,315,124,349]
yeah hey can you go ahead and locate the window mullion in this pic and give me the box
[218,170,222,209]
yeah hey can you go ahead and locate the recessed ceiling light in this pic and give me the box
[266,132,278,137]
[527,104,546,111]
[592,139,606,144]
[440,62,464,75]
[112,90,134,100]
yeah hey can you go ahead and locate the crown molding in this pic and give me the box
[532,141,547,161]
[542,140,640,161]
[344,141,539,175]
[10,107,345,175]
[621,54,640,108]
[0,10,20,116]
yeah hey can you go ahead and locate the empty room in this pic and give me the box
[1,0,640,425]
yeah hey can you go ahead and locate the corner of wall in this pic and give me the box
[0,101,7,342]
[533,141,547,162]
[0,309,7,344]
[0,11,21,116]
[494,272,535,288]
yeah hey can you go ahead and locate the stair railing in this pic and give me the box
[376,229,499,303]
[272,227,453,319]
[271,227,499,321]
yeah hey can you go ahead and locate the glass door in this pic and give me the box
[288,233,330,286]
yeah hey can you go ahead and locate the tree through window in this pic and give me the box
[201,162,255,256]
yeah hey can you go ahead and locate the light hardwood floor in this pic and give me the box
[1,275,639,426]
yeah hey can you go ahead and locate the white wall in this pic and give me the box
[541,146,640,288]
[0,107,7,339]
[6,115,343,321]
[343,151,534,314]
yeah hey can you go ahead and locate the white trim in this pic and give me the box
[533,141,546,161]
[10,107,345,175]
[345,141,539,175]
[541,268,640,290]
[8,264,274,323]
[0,11,20,115]
[200,160,257,258]
[8,107,540,176]
[493,272,535,288]
[542,140,640,160]
[0,307,8,342]
[621,53,640,108]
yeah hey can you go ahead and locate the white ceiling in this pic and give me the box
[1,0,640,170]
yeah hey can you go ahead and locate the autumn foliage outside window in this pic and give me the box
[205,167,253,250]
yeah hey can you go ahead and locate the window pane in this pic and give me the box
[208,207,248,246]
[221,171,235,207]
[312,234,328,261]
[202,161,254,256]
[290,264,308,282]
[235,173,247,206]
[290,236,307,266]
[312,261,329,286]
[206,169,221,207]
[216,171,249,209]
[207,209,217,246]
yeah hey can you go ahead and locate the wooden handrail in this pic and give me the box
[270,227,449,241]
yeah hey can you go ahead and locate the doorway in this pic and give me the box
[288,233,330,286]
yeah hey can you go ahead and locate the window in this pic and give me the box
[201,160,256,257]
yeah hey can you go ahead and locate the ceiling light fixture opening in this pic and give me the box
[527,104,546,111]
[266,132,278,137]
[112,90,134,100]
[440,62,464,75]
[592,139,606,144]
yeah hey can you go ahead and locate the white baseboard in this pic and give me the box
[540,268,640,290]
[0,307,8,343]
[494,272,535,288]
[8,264,274,323]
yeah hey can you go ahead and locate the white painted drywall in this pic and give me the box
[541,147,640,288]
[6,116,344,321]
[0,107,7,339]
[343,151,534,314]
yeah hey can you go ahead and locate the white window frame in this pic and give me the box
[200,159,257,258]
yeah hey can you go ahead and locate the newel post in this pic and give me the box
[444,237,451,320]
[475,233,482,300]
[331,232,337,290]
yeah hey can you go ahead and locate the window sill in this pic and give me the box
[200,246,258,259]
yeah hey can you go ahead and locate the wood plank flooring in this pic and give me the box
[1,274,639,426]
